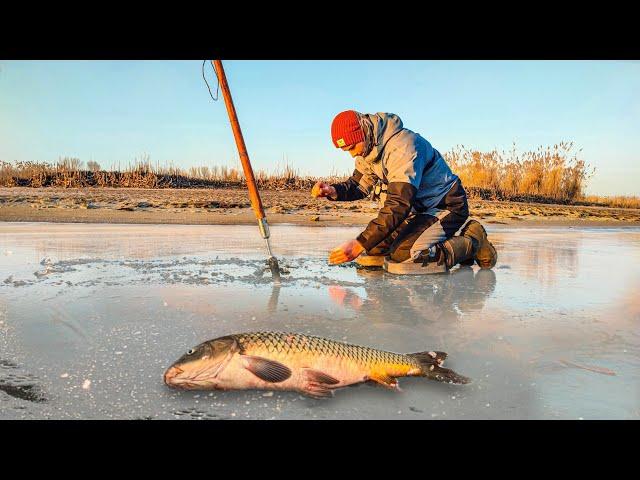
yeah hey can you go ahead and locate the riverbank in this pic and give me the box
[1,187,639,227]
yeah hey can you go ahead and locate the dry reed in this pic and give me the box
[2,144,635,208]
[0,157,347,191]
[445,142,594,204]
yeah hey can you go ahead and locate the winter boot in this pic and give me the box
[384,233,480,275]
[460,220,497,269]
[383,244,449,275]
[441,235,476,268]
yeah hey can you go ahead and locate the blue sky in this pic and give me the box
[1,60,638,195]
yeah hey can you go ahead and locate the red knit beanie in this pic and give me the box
[331,110,364,148]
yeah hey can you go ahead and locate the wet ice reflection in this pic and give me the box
[0,223,638,419]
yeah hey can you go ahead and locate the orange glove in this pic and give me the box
[328,239,365,265]
[311,181,337,199]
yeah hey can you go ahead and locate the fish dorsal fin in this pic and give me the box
[241,355,292,383]
[303,368,340,385]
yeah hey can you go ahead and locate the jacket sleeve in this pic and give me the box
[355,140,426,252]
[329,156,378,201]
[356,182,416,251]
[329,169,370,201]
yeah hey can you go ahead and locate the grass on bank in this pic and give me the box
[1,144,638,208]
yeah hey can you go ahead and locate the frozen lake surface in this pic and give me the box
[0,222,638,419]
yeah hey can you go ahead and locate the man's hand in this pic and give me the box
[311,181,337,199]
[328,239,365,265]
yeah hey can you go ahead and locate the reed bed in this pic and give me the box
[1,144,635,208]
[577,195,640,209]
[444,142,594,204]
[0,157,346,191]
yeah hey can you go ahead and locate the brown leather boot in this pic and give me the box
[460,220,497,269]
[384,234,478,275]
[441,236,475,268]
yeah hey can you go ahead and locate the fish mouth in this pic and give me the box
[166,380,204,390]
[164,367,210,390]
[164,366,184,385]
[163,362,224,390]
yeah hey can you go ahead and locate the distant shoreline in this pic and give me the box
[1,187,639,227]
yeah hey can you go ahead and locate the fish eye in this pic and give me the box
[187,349,195,355]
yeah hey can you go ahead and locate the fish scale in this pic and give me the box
[233,331,415,370]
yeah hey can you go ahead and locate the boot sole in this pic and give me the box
[355,255,386,268]
[383,258,448,275]
[355,263,383,271]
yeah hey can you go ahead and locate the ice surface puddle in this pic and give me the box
[3,255,366,289]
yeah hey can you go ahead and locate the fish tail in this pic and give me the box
[407,351,471,385]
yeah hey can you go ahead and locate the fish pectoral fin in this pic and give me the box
[303,368,340,385]
[241,355,292,383]
[366,373,401,391]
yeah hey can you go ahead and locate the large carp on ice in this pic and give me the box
[164,331,470,398]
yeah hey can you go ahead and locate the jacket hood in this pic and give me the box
[360,112,404,163]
